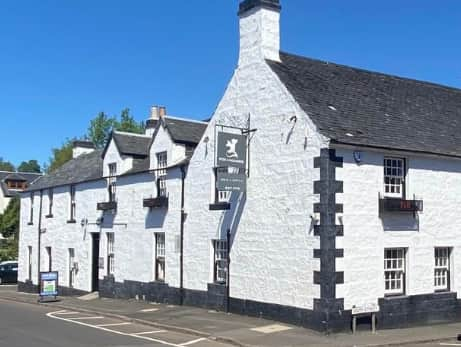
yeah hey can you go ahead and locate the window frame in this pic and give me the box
[107,233,114,276]
[213,239,228,285]
[434,247,451,292]
[154,233,165,282]
[384,248,406,296]
[45,246,52,272]
[108,163,117,202]
[47,188,53,216]
[27,246,32,280]
[68,248,75,288]
[156,152,168,198]
[70,185,76,221]
[29,192,34,225]
[383,157,406,198]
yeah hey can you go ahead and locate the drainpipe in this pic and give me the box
[37,190,43,293]
[226,228,231,313]
[179,165,186,305]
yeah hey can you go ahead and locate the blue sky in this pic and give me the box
[1,0,460,168]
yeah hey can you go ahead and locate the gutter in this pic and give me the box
[179,165,186,305]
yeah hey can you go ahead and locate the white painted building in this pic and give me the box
[18,0,461,332]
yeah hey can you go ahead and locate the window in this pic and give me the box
[384,248,406,295]
[213,240,228,284]
[7,180,26,190]
[107,233,114,276]
[70,185,76,221]
[435,247,450,291]
[108,163,117,202]
[156,152,167,197]
[384,158,405,198]
[68,248,75,288]
[29,193,34,224]
[155,233,165,282]
[27,246,32,280]
[47,189,53,216]
[45,246,52,271]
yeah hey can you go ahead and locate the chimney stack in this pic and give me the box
[238,0,281,65]
[72,140,95,159]
[145,105,167,136]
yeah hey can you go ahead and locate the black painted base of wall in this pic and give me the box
[18,280,38,294]
[378,292,461,329]
[18,281,90,297]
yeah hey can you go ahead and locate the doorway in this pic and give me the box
[91,233,100,292]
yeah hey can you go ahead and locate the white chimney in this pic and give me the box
[145,105,166,137]
[72,141,95,159]
[238,0,281,66]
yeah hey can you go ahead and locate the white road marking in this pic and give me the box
[440,344,461,346]
[96,322,132,327]
[139,308,159,312]
[54,311,79,315]
[251,324,293,334]
[133,330,167,335]
[67,316,105,320]
[46,310,182,347]
[179,337,207,346]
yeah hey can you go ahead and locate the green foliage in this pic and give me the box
[0,197,20,240]
[87,112,116,149]
[17,160,41,173]
[47,139,74,173]
[0,158,15,172]
[115,108,145,134]
[0,239,18,262]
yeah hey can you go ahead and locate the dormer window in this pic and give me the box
[156,152,167,197]
[108,163,117,202]
[384,157,405,198]
[6,180,26,190]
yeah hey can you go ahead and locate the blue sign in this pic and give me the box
[39,271,58,297]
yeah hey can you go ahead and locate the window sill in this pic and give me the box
[67,220,77,224]
[45,214,53,219]
[27,222,33,226]
[383,293,407,299]
[151,280,168,285]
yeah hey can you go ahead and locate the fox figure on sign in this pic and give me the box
[226,139,239,159]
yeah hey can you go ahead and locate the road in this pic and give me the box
[0,298,229,347]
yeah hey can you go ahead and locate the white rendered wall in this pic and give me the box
[183,51,328,309]
[336,147,461,310]
[103,139,133,176]
[149,125,186,170]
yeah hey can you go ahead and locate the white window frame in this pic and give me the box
[155,233,165,282]
[70,185,76,221]
[27,246,32,280]
[107,233,114,276]
[108,163,117,202]
[434,247,451,291]
[156,152,168,197]
[384,248,406,295]
[48,188,53,216]
[384,157,405,198]
[213,240,228,284]
[29,193,34,224]
[68,248,75,288]
[45,246,52,272]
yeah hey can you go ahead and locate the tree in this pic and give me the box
[87,112,116,149]
[47,139,73,173]
[115,108,144,134]
[0,158,15,172]
[0,197,19,239]
[17,160,41,173]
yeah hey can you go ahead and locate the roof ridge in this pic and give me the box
[279,51,461,94]
[113,130,151,138]
[164,115,208,124]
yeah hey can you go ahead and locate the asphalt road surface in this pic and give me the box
[0,299,229,347]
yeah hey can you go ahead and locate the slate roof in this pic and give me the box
[267,52,461,157]
[163,117,208,145]
[112,132,152,157]
[0,171,42,197]
[26,150,103,192]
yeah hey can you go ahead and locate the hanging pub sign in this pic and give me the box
[217,132,247,169]
[39,271,58,301]
[217,171,247,192]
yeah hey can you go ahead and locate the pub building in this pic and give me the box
[18,0,461,332]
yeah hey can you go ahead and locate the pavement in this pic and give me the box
[1,285,461,347]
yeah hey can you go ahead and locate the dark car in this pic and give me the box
[0,261,18,284]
